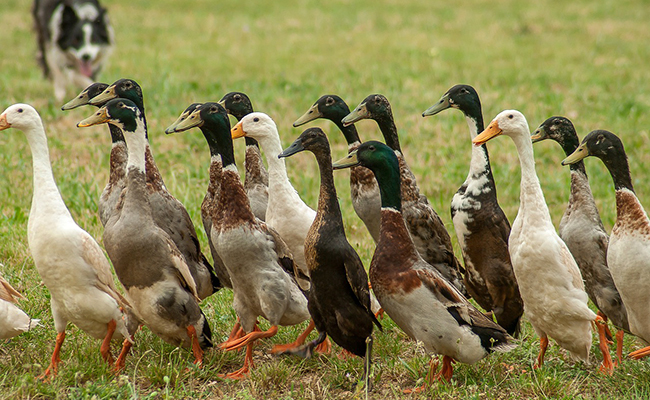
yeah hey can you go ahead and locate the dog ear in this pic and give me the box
[57,4,79,48]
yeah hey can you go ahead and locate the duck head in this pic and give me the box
[0,104,42,132]
[422,84,481,118]
[279,127,329,158]
[61,82,109,110]
[218,92,253,121]
[165,103,203,134]
[342,94,392,127]
[231,112,277,142]
[473,110,529,145]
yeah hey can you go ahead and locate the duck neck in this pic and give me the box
[465,115,494,183]
[602,152,634,192]
[333,117,361,146]
[376,114,402,153]
[218,164,256,224]
[108,123,126,144]
[257,134,293,189]
[124,120,148,174]
[23,121,70,218]
[314,150,343,224]
[511,133,552,220]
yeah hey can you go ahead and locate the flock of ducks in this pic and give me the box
[2,79,650,391]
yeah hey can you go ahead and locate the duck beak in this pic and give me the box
[173,109,202,132]
[473,120,502,146]
[77,107,109,127]
[562,143,589,165]
[61,89,92,110]
[530,125,548,143]
[278,138,305,158]
[341,102,369,127]
[293,103,322,127]
[332,149,359,169]
[0,113,10,131]
[165,111,190,134]
[422,93,451,117]
[216,99,227,110]
[88,85,117,106]
[231,120,246,139]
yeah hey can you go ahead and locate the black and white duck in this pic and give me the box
[423,84,523,336]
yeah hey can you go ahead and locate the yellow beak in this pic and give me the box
[561,143,589,165]
[473,120,502,146]
[77,108,109,127]
[0,113,10,131]
[231,121,246,139]
[332,149,359,169]
[88,85,116,106]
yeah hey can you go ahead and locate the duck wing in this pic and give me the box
[343,250,382,330]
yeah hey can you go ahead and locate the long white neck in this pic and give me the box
[24,120,72,223]
[256,134,295,192]
[124,120,147,172]
[465,115,490,179]
[511,132,552,223]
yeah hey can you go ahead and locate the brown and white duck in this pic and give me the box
[89,78,220,299]
[533,117,629,362]
[293,95,381,243]
[562,129,649,361]
[218,92,269,222]
[343,94,466,295]
[0,104,134,378]
[78,98,212,366]
[173,102,310,379]
[423,84,523,336]
[333,140,515,391]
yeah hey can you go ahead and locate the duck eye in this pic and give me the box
[211,106,217,112]
[326,97,334,105]
[234,94,241,101]
[17,108,23,113]
[253,117,259,122]
[368,145,375,151]
[508,114,514,119]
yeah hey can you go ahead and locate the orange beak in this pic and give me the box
[473,120,502,146]
[0,113,10,131]
[231,121,246,139]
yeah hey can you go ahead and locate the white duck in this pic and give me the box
[0,271,40,339]
[473,110,613,372]
[562,130,650,361]
[0,104,133,378]
[231,112,316,278]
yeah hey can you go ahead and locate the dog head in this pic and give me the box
[51,0,114,78]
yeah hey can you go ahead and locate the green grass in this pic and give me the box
[2,0,650,398]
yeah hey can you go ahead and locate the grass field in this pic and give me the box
[2,0,650,398]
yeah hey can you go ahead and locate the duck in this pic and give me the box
[332,140,516,391]
[165,103,232,289]
[278,127,382,381]
[533,117,629,362]
[343,94,466,295]
[473,110,613,372]
[218,92,269,222]
[561,129,649,361]
[89,78,220,300]
[77,98,212,366]
[230,112,316,279]
[293,95,381,243]
[61,82,128,227]
[172,102,310,378]
[0,271,40,339]
[0,104,135,378]
[422,84,523,336]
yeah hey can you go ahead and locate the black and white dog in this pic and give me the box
[33,0,114,101]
